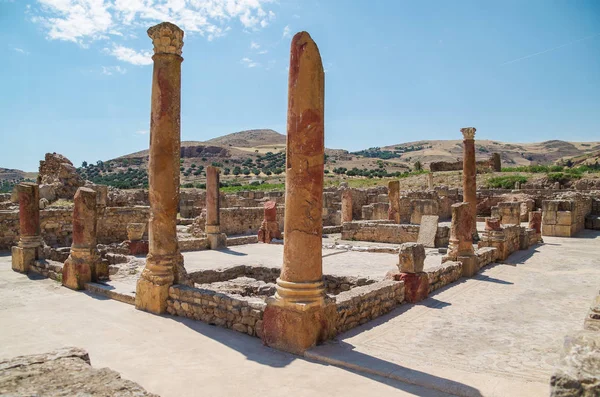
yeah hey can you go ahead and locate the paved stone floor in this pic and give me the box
[307,230,600,397]
[0,255,452,397]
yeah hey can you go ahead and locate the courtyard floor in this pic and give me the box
[0,230,598,396]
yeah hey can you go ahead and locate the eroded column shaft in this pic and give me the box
[461,127,478,239]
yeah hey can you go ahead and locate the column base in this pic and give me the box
[62,256,92,290]
[459,255,478,277]
[397,272,429,303]
[11,246,37,273]
[262,297,336,355]
[207,233,227,250]
[135,277,171,314]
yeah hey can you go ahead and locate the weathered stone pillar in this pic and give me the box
[258,201,282,243]
[262,31,335,354]
[491,152,501,172]
[11,182,42,273]
[388,180,400,223]
[136,22,188,314]
[205,165,227,249]
[341,188,353,223]
[427,172,434,190]
[529,210,542,242]
[461,127,478,241]
[62,187,106,290]
[446,202,477,277]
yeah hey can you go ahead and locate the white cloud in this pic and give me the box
[102,65,127,75]
[241,57,259,68]
[105,45,153,65]
[14,47,29,55]
[135,130,148,135]
[30,0,277,63]
[282,25,291,38]
[250,41,260,50]
[258,49,268,54]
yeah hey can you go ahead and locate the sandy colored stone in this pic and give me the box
[461,127,478,239]
[398,243,425,273]
[126,223,146,241]
[448,202,474,260]
[417,215,439,248]
[529,211,542,234]
[136,22,187,314]
[387,180,400,223]
[341,189,353,223]
[485,217,502,231]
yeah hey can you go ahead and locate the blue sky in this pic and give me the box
[1,0,599,171]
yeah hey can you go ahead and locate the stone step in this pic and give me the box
[84,281,135,305]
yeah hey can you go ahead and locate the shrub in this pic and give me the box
[486,175,528,189]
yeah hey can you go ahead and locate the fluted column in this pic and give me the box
[262,31,335,354]
[461,127,478,240]
[11,182,42,273]
[136,22,188,314]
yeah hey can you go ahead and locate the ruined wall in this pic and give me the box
[429,157,496,172]
[341,221,450,247]
[542,194,592,237]
[335,280,405,334]
[97,207,150,244]
[189,206,285,236]
[0,206,150,250]
[427,261,462,293]
[167,285,265,338]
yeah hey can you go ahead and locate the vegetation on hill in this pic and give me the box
[0,178,35,193]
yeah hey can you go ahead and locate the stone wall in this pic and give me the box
[542,195,592,237]
[335,280,405,334]
[478,225,525,261]
[167,284,266,338]
[427,261,462,293]
[341,221,450,247]
[0,206,150,250]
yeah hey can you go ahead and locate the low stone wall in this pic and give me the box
[189,206,285,236]
[361,202,389,221]
[542,194,593,237]
[426,261,462,293]
[335,280,405,334]
[30,260,63,281]
[167,284,265,337]
[478,225,525,261]
[341,221,450,247]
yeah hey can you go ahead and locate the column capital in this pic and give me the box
[460,127,476,140]
[148,22,184,56]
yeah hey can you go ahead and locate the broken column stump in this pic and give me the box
[11,182,42,273]
[258,201,281,243]
[388,243,429,303]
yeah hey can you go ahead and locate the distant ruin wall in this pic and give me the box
[429,157,496,173]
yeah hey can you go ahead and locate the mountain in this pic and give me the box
[0,168,37,182]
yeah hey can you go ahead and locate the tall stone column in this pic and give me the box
[11,182,42,273]
[205,166,226,249]
[262,31,335,354]
[62,187,105,290]
[446,202,477,277]
[341,188,353,223]
[136,22,188,314]
[388,180,400,223]
[461,127,479,241]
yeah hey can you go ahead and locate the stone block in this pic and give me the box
[397,272,429,303]
[207,233,227,250]
[550,331,600,397]
[554,225,572,237]
[11,246,36,273]
[417,215,439,248]
[127,240,149,255]
[398,243,425,273]
[542,224,555,236]
[459,255,478,278]
[62,256,92,290]
[262,301,336,355]
[556,211,573,226]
